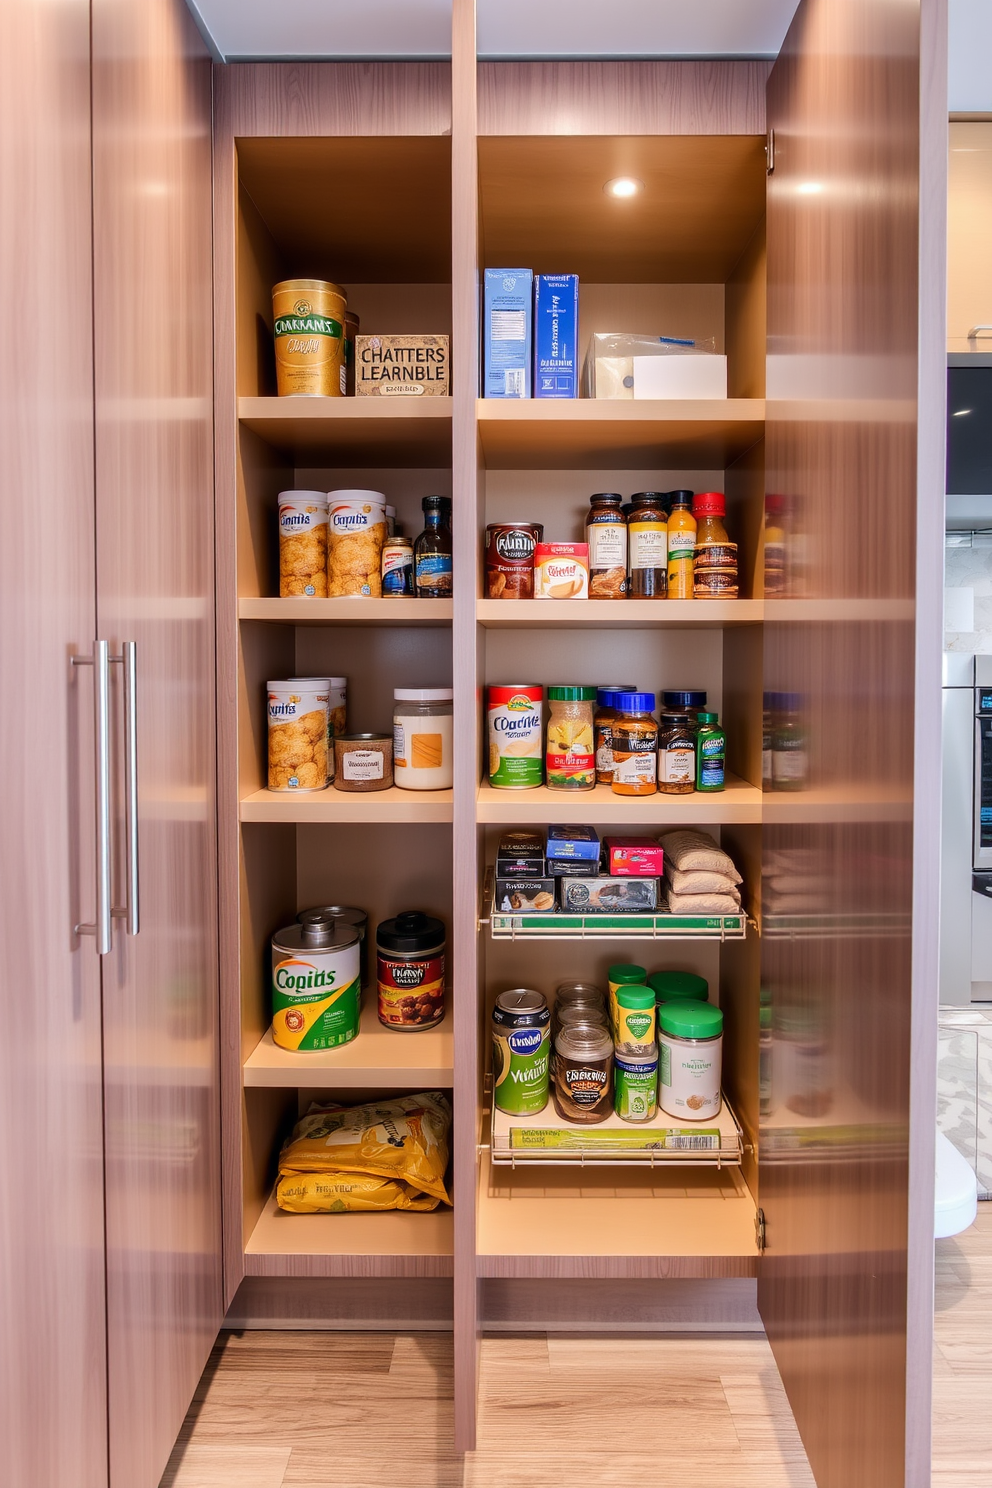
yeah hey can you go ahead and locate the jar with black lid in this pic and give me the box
[375,911,446,1030]
[658,711,697,794]
[627,491,669,599]
[586,492,628,599]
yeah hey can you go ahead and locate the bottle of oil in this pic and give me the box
[666,489,696,599]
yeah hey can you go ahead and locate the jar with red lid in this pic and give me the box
[692,491,738,598]
[376,911,446,1030]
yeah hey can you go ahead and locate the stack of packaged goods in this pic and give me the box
[659,830,743,915]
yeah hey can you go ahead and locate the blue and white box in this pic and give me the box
[533,274,579,399]
[484,269,532,398]
[545,824,601,863]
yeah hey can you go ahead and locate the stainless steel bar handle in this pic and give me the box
[120,640,139,935]
[967,325,992,340]
[72,640,113,954]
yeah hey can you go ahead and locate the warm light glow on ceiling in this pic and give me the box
[604,177,643,199]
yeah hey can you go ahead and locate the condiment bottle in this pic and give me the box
[692,490,730,546]
[615,984,657,1053]
[414,496,453,597]
[657,711,697,794]
[772,693,809,791]
[545,685,596,791]
[666,489,696,599]
[610,691,658,796]
[692,491,738,599]
[694,711,726,792]
[585,492,628,599]
[594,684,636,785]
[608,962,648,1039]
[627,491,669,599]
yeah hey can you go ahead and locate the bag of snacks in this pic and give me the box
[276,1091,452,1214]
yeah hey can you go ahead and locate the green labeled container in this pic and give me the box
[695,711,726,792]
[614,1045,659,1123]
[271,914,361,1051]
[492,988,550,1115]
[659,1001,723,1120]
[608,962,648,1036]
[615,985,656,1053]
[649,970,709,1005]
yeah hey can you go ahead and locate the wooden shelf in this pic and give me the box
[244,1006,453,1089]
[240,785,453,824]
[244,1187,453,1278]
[761,782,913,824]
[763,598,915,623]
[476,398,765,470]
[477,598,763,628]
[240,597,453,627]
[476,774,761,824]
[238,396,452,465]
[475,1152,757,1278]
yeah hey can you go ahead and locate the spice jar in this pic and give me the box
[552,1021,614,1124]
[586,492,628,599]
[333,732,393,792]
[608,962,648,1038]
[772,693,809,791]
[662,690,706,723]
[614,1046,659,1123]
[627,491,669,599]
[615,984,657,1053]
[381,535,414,596]
[611,692,658,796]
[594,684,636,784]
[657,712,697,794]
[278,491,328,598]
[692,491,738,598]
[393,688,454,790]
[666,490,696,599]
[375,911,446,1031]
[659,1001,723,1120]
[648,970,709,1005]
[545,686,596,791]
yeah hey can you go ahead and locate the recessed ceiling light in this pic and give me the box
[954,408,973,416]
[604,177,643,199]
[797,181,823,195]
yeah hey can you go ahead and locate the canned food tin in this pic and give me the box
[271,915,361,1050]
[278,491,328,597]
[267,679,330,792]
[485,523,543,599]
[492,989,550,1115]
[299,905,369,988]
[375,911,446,1031]
[381,537,414,596]
[272,279,347,398]
[614,1046,659,1123]
[487,684,544,788]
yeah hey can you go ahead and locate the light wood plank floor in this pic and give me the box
[160,1328,815,1487]
[932,1203,992,1487]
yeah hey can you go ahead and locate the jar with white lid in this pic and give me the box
[393,689,454,790]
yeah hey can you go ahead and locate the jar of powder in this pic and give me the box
[333,733,393,792]
[393,689,454,790]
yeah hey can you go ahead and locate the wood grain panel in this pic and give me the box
[726,218,768,398]
[0,2,107,1485]
[947,121,992,352]
[759,2,937,1486]
[478,61,771,137]
[226,1276,454,1328]
[216,61,452,140]
[91,0,222,1482]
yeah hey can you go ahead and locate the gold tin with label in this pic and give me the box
[272,278,347,397]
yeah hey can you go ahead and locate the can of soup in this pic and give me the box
[487,684,544,788]
[271,914,361,1050]
[492,989,550,1114]
[272,279,347,398]
[485,523,543,599]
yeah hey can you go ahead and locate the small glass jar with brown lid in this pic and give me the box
[657,711,697,794]
[594,684,636,784]
[611,691,658,796]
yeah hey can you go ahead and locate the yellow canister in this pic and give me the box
[272,278,347,397]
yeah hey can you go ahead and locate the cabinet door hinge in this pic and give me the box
[765,128,775,175]
[755,1207,767,1253]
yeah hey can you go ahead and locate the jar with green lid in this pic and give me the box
[608,962,647,1037]
[545,685,597,790]
[615,985,656,1053]
[614,1045,659,1123]
[649,970,708,1004]
[659,1001,723,1119]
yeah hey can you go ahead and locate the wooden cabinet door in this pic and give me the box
[0,3,109,1487]
[760,2,944,1486]
[90,2,222,1484]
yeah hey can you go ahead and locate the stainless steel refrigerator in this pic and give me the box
[941,652,992,1003]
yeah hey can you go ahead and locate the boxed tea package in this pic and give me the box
[355,335,449,396]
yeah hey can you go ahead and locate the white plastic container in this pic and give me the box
[633,354,727,400]
[393,689,454,790]
[658,1001,723,1120]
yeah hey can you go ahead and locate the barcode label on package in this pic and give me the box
[663,1132,721,1151]
[503,367,526,397]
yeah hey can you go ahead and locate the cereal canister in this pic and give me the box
[278,491,328,597]
[271,913,361,1050]
[272,279,347,397]
[267,679,330,791]
[375,912,446,1031]
[487,684,544,788]
[327,489,388,597]
[492,989,550,1115]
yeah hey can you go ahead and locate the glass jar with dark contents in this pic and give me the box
[658,711,697,794]
[375,911,446,1030]
[553,1020,614,1123]
[627,491,669,598]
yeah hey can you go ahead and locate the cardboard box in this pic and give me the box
[604,837,665,877]
[496,831,545,877]
[495,878,557,913]
[484,269,532,398]
[632,353,727,400]
[534,542,589,600]
[546,857,600,878]
[560,876,660,913]
[546,825,600,862]
[354,335,449,396]
[534,274,579,399]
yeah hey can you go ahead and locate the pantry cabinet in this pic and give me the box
[215,2,946,1485]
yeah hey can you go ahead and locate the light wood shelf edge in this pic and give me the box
[244,1012,454,1089]
[476,397,766,423]
[244,1188,454,1278]
[239,597,453,626]
[477,599,764,627]
[476,774,762,824]
[239,785,454,823]
[238,395,454,423]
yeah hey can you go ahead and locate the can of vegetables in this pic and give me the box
[376,912,446,1031]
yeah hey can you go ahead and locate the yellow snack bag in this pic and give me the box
[276,1172,441,1214]
[276,1091,452,1208]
